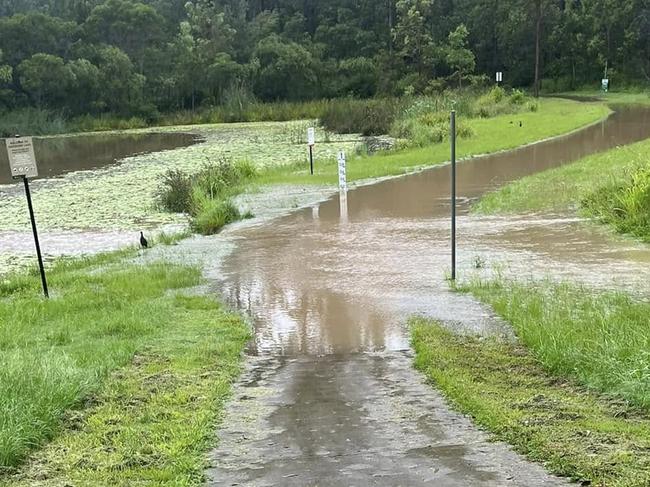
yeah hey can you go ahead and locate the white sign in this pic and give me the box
[6,137,38,178]
[337,151,347,191]
[307,127,315,146]
[496,71,503,83]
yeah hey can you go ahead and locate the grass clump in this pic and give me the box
[582,166,650,241]
[156,158,256,235]
[412,317,650,486]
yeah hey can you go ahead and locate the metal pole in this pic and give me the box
[309,145,314,175]
[450,110,456,281]
[23,176,48,298]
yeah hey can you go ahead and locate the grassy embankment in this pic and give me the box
[0,249,249,485]
[474,136,650,242]
[256,97,610,186]
[412,279,650,486]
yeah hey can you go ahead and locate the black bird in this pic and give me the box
[140,231,148,249]
[519,121,523,127]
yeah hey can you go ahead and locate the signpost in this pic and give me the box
[601,78,609,93]
[450,111,457,281]
[6,136,48,298]
[496,71,503,85]
[307,127,315,175]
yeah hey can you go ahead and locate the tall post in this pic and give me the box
[450,110,457,281]
[23,176,48,298]
[309,145,314,175]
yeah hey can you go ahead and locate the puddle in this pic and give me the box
[218,106,650,355]
[0,132,199,185]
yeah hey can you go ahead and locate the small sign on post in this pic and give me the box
[601,78,609,93]
[337,150,347,192]
[307,127,315,175]
[7,137,38,178]
[496,71,503,84]
[5,136,48,298]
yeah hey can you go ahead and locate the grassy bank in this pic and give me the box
[474,137,650,241]
[0,251,249,484]
[412,317,650,486]
[412,278,650,484]
[256,98,610,186]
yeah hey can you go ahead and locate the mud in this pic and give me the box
[205,105,650,485]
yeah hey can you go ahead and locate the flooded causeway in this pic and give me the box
[208,106,650,485]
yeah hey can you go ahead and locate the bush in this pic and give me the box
[581,166,650,240]
[156,158,256,235]
[156,170,193,213]
[510,89,526,105]
[320,97,405,135]
[391,111,474,148]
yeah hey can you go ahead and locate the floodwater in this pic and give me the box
[208,106,650,485]
[0,131,199,185]
[219,105,650,356]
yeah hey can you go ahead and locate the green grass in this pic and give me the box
[464,279,650,409]
[156,159,256,235]
[473,136,650,241]
[412,318,650,486]
[475,138,650,214]
[0,251,249,484]
[256,98,610,186]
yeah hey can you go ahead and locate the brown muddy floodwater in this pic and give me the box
[219,105,650,356]
[0,131,199,184]
[208,106,650,486]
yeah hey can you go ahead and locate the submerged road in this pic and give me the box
[207,106,650,485]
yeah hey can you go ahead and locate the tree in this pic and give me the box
[446,24,475,88]
[393,0,435,79]
[84,0,164,72]
[17,53,75,107]
[253,34,317,100]
[0,50,12,84]
[0,13,78,66]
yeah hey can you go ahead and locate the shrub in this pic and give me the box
[156,169,193,213]
[391,110,474,148]
[156,158,256,235]
[510,89,526,105]
[582,166,650,240]
[320,97,405,135]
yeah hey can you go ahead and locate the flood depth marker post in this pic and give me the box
[307,127,315,175]
[450,111,457,281]
[6,136,49,298]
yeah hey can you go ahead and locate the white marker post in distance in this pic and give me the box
[307,127,315,175]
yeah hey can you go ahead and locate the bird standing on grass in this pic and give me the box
[140,232,148,249]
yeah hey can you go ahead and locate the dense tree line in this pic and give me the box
[0,0,647,118]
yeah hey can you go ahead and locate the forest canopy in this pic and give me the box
[0,0,648,119]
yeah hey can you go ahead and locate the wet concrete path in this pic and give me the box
[207,106,650,485]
